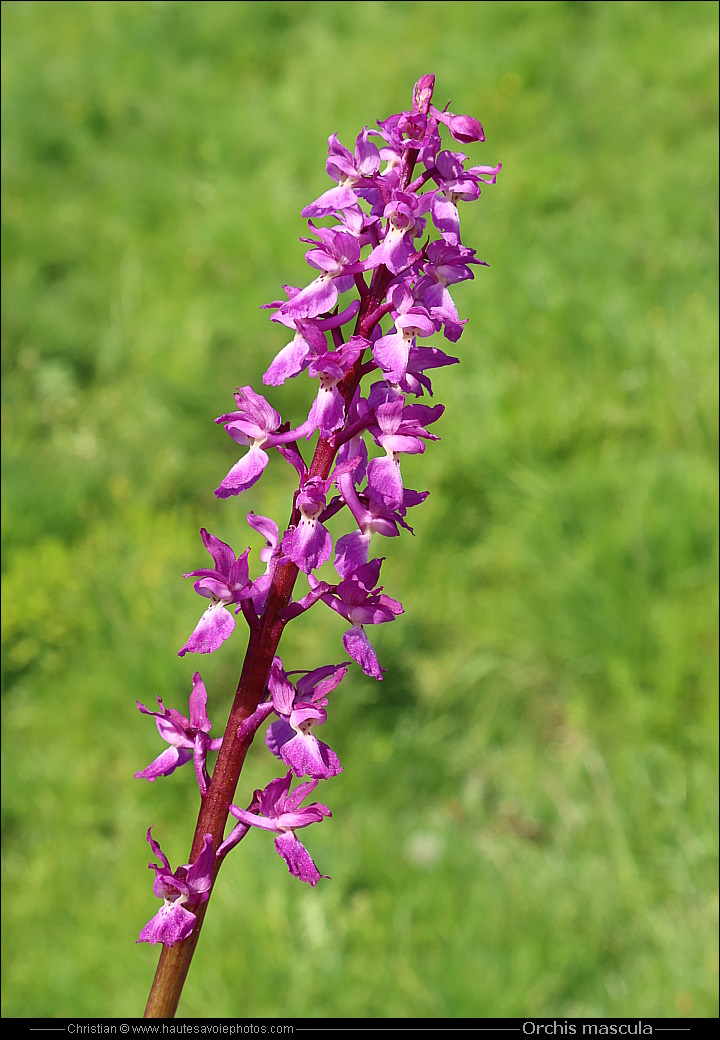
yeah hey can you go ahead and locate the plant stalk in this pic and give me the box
[143,128,425,1017]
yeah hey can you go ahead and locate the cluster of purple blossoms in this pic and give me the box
[135,75,499,948]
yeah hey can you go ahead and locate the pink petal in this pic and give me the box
[137,902,196,947]
[274,832,329,886]
[342,624,384,680]
[178,602,235,657]
[215,445,269,499]
[281,518,332,574]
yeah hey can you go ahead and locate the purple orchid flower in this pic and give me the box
[215,386,317,500]
[422,238,486,287]
[364,192,431,276]
[331,457,428,578]
[135,672,223,795]
[402,344,460,397]
[365,396,443,511]
[137,830,214,947]
[415,240,487,343]
[372,96,442,173]
[263,305,364,388]
[262,319,329,386]
[431,104,486,144]
[431,150,485,245]
[280,476,333,574]
[178,528,254,657]
[276,225,366,323]
[307,559,403,680]
[214,386,283,499]
[304,337,366,437]
[302,128,382,218]
[221,772,331,886]
[429,154,501,248]
[264,660,347,779]
[236,658,346,779]
[333,457,402,577]
[372,284,436,384]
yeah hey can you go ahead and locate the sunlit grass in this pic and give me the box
[2,0,717,1019]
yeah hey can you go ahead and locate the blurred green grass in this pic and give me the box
[1,0,717,1020]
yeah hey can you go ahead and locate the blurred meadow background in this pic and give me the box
[1,0,718,1020]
